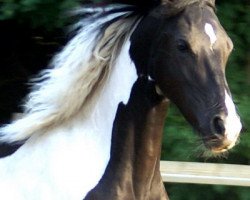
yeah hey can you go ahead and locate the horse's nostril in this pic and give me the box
[212,116,225,136]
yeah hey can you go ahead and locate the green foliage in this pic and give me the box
[166,184,250,200]
[0,0,81,30]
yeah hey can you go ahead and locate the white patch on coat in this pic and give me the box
[205,23,217,49]
[224,91,242,144]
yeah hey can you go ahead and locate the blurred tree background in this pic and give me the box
[0,0,249,199]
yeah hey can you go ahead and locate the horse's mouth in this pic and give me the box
[204,136,238,154]
[210,145,232,154]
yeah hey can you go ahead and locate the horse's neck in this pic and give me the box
[85,78,169,200]
[0,40,138,200]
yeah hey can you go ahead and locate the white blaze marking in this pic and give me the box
[205,23,217,49]
[224,91,242,143]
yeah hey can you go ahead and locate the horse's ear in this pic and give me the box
[149,0,183,18]
[151,0,216,18]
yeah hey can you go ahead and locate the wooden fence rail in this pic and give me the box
[160,161,250,187]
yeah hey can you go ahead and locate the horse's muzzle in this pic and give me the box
[204,114,242,153]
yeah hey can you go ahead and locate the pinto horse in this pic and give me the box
[0,0,242,199]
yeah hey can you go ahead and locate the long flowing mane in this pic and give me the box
[0,5,140,143]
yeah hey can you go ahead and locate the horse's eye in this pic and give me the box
[177,40,189,52]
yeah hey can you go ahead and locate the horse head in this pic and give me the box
[130,0,242,154]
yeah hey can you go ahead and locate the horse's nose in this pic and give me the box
[207,114,241,153]
[211,116,225,136]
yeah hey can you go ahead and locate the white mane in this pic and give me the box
[0,5,140,200]
[0,5,139,143]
